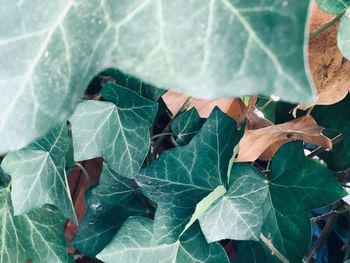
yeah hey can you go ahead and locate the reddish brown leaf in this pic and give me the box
[236,115,332,162]
[163,92,272,130]
[162,91,235,118]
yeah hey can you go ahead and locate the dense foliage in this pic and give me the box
[0,1,349,262]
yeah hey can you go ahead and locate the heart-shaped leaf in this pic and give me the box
[171,108,205,146]
[70,83,158,178]
[1,124,76,222]
[198,167,268,242]
[260,142,345,262]
[136,107,243,244]
[0,186,70,263]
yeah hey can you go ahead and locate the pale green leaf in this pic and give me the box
[0,187,70,263]
[316,0,350,14]
[70,83,158,178]
[0,0,314,153]
[1,124,76,222]
[97,217,229,263]
[171,108,205,146]
[198,168,268,242]
[136,107,244,244]
[73,163,151,256]
[338,9,350,59]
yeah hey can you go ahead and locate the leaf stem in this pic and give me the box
[260,233,290,263]
[151,132,173,140]
[309,13,343,40]
[304,201,341,262]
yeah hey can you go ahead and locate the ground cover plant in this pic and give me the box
[0,0,349,262]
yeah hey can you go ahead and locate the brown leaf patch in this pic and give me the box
[308,0,350,106]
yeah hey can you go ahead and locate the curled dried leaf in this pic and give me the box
[236,115,332,162]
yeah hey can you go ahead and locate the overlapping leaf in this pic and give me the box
[136,108,244,244]
[312,93,350,171]
[1,124,76,222]
[258,142,346,262]
[0,0,314,153]
[0,186,70,263]
[101,68,166,102]
[97,217,229,263]
[171,108,205,146]
[73,163,151,256]
[198,167,268,242]
[70,83,158,178]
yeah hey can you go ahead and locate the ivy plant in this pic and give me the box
[0,0,349,263]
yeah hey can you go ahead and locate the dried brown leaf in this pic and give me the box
[307,0,350,106]
[236,115,332,162]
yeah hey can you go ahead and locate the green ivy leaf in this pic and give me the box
[312,94,350,171]
[73,163,151,256]
[1,124,76,222]
[320,123,350,171]
[260,142,346,262]
[338,10,350,59]
[234,241,268,263]
[101,68,166,102]
[313,94,350,133]
[316,0,350,14]
[136,107,243,244]
[0,0,315,153]
[0,187,70,263]
[70,83,158,178]
[198,167,268,242]
[97,217,229,263]
[171,108,205,146]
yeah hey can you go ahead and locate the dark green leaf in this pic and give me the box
[97,217,229,263]
[70,83,158,178]
[198,167,268,242]
[1,124,76,222]
[136,107,243,244]
[320,123,350,171]
[261,142,346,262]
[0,187,69,263]
[171,108,205,146]
[312,93,350,133]
[101,68,166,101]
[234,241,268,263]
[73,163,151,256]
[316,0,350,14]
